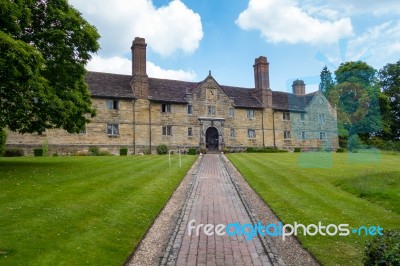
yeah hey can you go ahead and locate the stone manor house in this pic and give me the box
[7,37,338,154]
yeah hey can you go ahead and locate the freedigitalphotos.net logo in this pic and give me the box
[188,219,383,241]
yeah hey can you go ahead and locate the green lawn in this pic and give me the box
[227,152,400,266]
[0,155,197,265]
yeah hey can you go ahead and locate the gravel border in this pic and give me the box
[127,154,319,265]
[221,155,320,266]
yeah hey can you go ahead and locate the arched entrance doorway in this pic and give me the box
[206,127,219,151]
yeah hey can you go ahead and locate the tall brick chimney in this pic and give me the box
[292,79,305,95]
[131,37,148,99]
[254,56,270,90]
[253,56,272,107]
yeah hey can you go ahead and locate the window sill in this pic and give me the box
[107,135,119,138]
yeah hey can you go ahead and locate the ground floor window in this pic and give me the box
[301,131,306,140]
[320,132,326,140]
[247,129,256,138]
[284,130,291,139]
[107,124,119,136]
[162,126,172,136]
[230,128,235,138]
[188,127,193,137]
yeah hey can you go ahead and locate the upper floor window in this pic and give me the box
[107,100,118,110]
[318,114,325,124]
[247,109,255,118]
[162,126,172,136]
[208,105,216,116]
[248,129,256,138]
[162,104,171,113]
[300,113,305,122]
[284,130,291,139]
[107,124,119,136]
[229,108,235,117]
[283,112,290,121]
[188,127,193,137]
[187,104,193,115]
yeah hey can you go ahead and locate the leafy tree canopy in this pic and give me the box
[379,60,400,140]
[328,61,382,144]
[0,0,100,134]
[335,61,377,86]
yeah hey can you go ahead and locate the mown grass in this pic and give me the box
[0,155,197,265]
[226,152,400,266]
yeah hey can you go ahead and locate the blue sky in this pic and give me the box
[70,0,400,93]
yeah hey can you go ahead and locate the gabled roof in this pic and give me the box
[85,71,315,111]
[272,91,316,112]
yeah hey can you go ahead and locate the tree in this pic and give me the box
[379,60,400,140]
[330,61,382,145]
[0,0,100,134]
[319,66,335,100]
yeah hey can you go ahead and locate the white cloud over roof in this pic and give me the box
[87,55,197,81]
[236,0,353,44]
[70,0,203,56]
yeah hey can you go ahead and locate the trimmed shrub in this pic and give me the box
[363,230,400,266]
[0,129,6,156]
[4,148,24,157]
[98,150,111,156]
[336,148,346,153]
[246,147,288,153]
[143,147,152,155]
[188,148,197,155]
[120,147,128,156]
[89,146,99,156]
[294,147,301,153]
[156,144,168,155]
[34,148,44,157]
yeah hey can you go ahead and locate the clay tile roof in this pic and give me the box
[148,78,200,103]
[85,72,133,99]
[85,72,316,110]
[220,86,262,108]
[272,91,316,112]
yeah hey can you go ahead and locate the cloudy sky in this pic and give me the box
[70,0,400,93]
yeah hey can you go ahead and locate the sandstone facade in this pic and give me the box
[6,38,338,154]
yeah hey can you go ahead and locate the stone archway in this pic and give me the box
[206,127,219,151]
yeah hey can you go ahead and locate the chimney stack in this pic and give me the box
[131,37,148,99]
[131,37,147,77]
[253,56,270,90]
[253,56,272,108]
[292,79,305,95]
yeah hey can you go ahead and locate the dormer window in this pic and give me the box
[283,112,290,121]
[107,100,118,110]
[247,109,255,118]
[162,104,171,113]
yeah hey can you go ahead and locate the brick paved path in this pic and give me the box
[161,154,279,266]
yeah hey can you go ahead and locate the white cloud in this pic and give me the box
[349,20,400,66]
[147,62,196,81]
[87,56,131,75]
[236,0,353,44]
[315,20,400,70]
[70,0,203,56]
[86,55,197,81]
